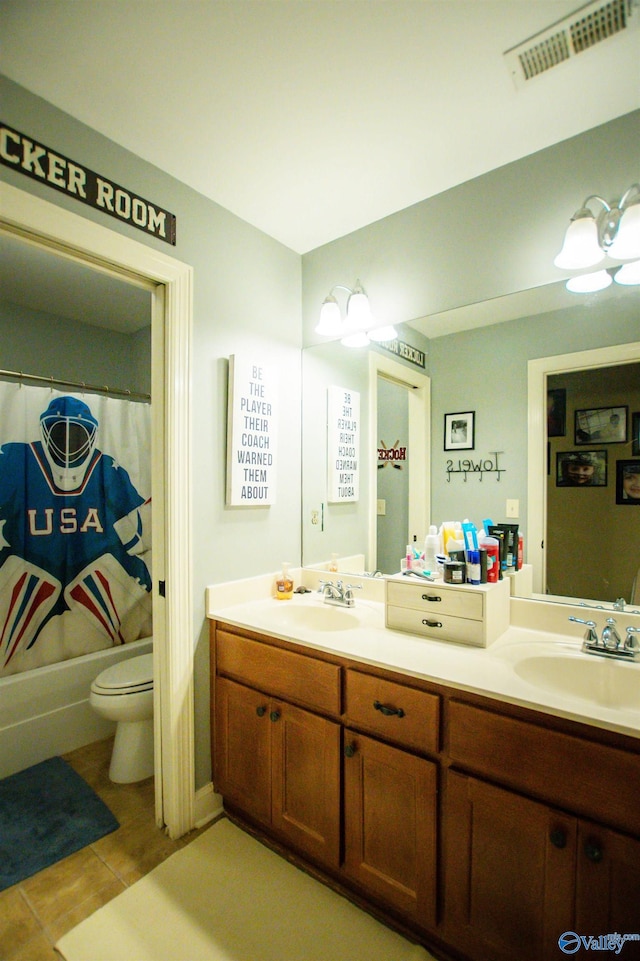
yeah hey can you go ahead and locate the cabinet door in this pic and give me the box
[576,821,640,953]
[343,730,437,927]
[214,676,271,825]
[271,700,341,868]
[444,771,576,961]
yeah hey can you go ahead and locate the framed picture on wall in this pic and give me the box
[444,411,474,451]
[632,412,640,456]
[616,460,640,505]
[574,405,628,445]
[547,388,566,437]
[556,450,607,487]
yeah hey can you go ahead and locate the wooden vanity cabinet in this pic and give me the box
[213,631,342,869]
[342,669,440,927]
[211,620,640,961]
[443,700,640,961]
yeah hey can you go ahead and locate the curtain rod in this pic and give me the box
[0,368,151,402]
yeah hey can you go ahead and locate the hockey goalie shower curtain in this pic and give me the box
[0,382,152,677]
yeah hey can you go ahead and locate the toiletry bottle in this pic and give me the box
[275,562,294,600]
[479,533,500,583]
[329,553,339,573]
[517,533,524,571]
[424,525,439,572]
[405,545,413,571]
[466,549,481,585]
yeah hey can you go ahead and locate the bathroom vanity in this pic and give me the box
[207,586,640,961]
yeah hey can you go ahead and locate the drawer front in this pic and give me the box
[216,629,342,716]
[345,669,439,754]
[448,700,640,837]
[386,605,484,646]
[387,581,484,620]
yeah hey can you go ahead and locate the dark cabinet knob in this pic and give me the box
[270,710,281,722]
[584,840,603,863]
[344,743,356,758]
[256,706,267,717]
[549,828,567,849]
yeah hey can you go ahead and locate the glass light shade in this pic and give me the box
[315,296,342,336]
[368,325,398,342]
[607,203,640,261]
[566,270,612,293]
[341,330,370,348]
[614,259,640,285]
[346,287,371,329]
[554,214,605,269]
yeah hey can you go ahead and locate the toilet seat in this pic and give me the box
[91,653,153,695]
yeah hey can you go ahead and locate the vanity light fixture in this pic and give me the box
[555,183,640,293]
[316,280,398,346]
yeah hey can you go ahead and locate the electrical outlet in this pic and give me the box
[377,499,386,516]
[311,510,319,525]
[506,499,519,518]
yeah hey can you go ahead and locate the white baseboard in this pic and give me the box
[194,782,224,829]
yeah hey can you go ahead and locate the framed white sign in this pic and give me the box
[327,386,360,502]
[226,355,278,506]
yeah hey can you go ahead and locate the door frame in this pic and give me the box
[367,352,430,571]
[0,182,195,838]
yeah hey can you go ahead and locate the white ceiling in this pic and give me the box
[2,0,639,254]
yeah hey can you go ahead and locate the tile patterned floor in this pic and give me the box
[0,738,203,961]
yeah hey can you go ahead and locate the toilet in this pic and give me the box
[90,652,154,783]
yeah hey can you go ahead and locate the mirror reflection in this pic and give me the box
[302,280,640,611]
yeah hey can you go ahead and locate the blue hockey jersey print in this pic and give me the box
[0,439,151,656]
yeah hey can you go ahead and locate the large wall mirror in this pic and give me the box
[302,280,640,611]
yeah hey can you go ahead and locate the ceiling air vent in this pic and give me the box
[504,0,639,87]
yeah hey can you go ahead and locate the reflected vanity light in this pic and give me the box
[565,260,640,294]
[317,279,397,347]
[555,183,640,293]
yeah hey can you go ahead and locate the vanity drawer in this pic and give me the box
[448,700,639,836]
[216,629,342,717]
[387,581,484,620]
[345,669,439,754]
[386,605,484,646]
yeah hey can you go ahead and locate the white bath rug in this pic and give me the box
[56,817,436,961]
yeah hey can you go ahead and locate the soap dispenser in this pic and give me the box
[275,562,294,600]
[424,525,439,572]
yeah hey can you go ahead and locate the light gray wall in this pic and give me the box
[1,75,302,789]
[302,111,640,343]
[0,300,151,395]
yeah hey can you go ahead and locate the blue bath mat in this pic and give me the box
[0,756,119,891]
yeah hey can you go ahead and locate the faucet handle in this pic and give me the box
[568,615,598,645]
[624,626,640,653]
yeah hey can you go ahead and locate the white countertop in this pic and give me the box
[206,585,640,741]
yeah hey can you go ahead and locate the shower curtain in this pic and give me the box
[0,382,152,677]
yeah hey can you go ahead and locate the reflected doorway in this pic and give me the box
[377,377,409,573]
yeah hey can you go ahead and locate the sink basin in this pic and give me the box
[255,603,360,633]
[515,654,640,710]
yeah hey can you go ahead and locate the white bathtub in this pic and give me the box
[0,637,153,779]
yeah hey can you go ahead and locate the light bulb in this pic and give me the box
[554,213,605,270]
[315,296,342,336]
[608,203,640,261]
[346,282,371,329]
[614,259,640,285]
[566,270,612,293]
[368,325,398,342]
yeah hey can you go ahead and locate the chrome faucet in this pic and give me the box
[318,579,361,608]
[569,615,639,660]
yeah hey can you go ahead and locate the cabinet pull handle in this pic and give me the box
[344,743,357,758]
[584,840,603,863]
[373,700,405,718]
[549,828,567,849]
[256,706,267,718]
[422,619,442,628]
[270,710,281,722]
[422,594,441,602]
